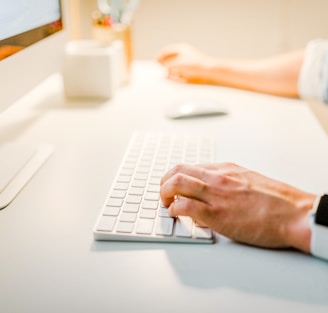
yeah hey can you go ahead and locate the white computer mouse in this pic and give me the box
[166,99,227,119]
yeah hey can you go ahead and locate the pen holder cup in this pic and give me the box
[93,22,133,84]
[62,40,124,99]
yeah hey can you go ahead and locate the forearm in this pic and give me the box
[205,49,305,98]
[158,43,306,98]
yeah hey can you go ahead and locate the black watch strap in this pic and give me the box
[315,194,328,227]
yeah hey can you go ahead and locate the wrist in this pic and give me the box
[202,58,242,87]
[285,192,316,253]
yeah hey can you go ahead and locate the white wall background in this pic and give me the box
[71,0,328,59]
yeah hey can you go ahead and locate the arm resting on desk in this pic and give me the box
[157,39,328,104]
[157,43,304,98]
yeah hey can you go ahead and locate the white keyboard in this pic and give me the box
[93,132,216,243]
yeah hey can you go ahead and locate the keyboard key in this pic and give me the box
[156,217,174,236]
[147,185,160,193]
[158,207,170,218]
[116,222,134,233]
[110,190,126,198]
[120,168,134,176]
[142,200,158,210]
[122,162,136,169]
[150,170,164,178]
[129,187,144,196]
[144,192,160,201]
[175,216,193,238]
[136,219,154,234]
[126,195,142,204]
[152,164,166,171]
[107,198,123,207]
[120,212,137,223]
[117,175,131,183]
[140,209,157,219]
[97,216,116,232]
[123,203,139,213]
[136,166,149,173]
[195,227,213,239]
[114,183,129,190]
[103,206,120,216]
[134,173,148,180]
[131,180,146,188]
[149,177,160,185]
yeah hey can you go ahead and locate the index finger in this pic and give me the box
[160,163,208,186]
[160,166,209,207]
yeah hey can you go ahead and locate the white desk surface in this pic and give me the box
[1,61,328,313]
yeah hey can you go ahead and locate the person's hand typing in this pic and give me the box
[160,162,316,253]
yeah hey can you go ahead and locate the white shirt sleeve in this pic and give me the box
[310,194,328,261]
[298,39,328,104]
[311,222,328,261]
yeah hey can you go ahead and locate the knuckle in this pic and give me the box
[220,162,238,170]
[212,172,227,185]
[172,173,185,186]
[172,163,184,174]
[199,180,209,193]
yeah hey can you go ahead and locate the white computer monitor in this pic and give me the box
[0,0,68,209]
[0,0,67,113]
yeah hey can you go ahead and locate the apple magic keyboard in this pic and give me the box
[93,132,216,243]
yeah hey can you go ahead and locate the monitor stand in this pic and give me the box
[0,143,54,209]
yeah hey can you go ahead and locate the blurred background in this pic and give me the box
[67,0,328,59]
[64,0,328,133]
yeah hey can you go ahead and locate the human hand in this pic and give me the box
[160,162,316,253]
[156,43,217,84]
